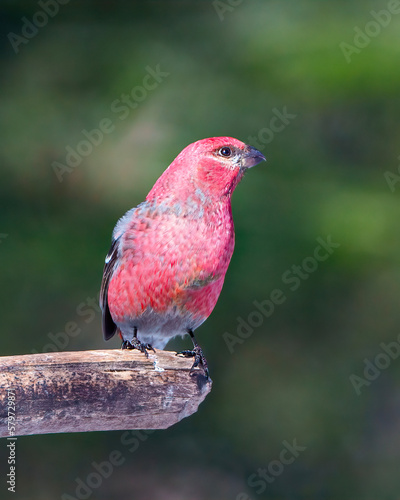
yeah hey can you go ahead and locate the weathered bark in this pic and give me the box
[0,349,211,437]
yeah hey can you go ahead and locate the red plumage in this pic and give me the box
[100,137,265,374]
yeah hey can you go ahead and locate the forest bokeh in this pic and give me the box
[1,1,400,499]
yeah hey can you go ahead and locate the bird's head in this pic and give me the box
[147,136,266,202]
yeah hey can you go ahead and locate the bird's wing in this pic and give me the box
[100,236,120,340]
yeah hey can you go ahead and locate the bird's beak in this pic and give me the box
[241,145,266,169]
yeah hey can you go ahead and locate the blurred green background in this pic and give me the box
[1,0,400,499]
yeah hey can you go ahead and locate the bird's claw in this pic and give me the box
[122,339,155,358]
[177,346,209,378]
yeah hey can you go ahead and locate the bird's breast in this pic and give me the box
[108,200,235,323]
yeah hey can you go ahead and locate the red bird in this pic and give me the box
[100,137,265,376]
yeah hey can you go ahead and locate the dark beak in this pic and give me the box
[242,145,266,169]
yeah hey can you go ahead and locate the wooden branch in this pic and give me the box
[0,349,212,437]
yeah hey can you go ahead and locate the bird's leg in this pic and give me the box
[121,327,155,358]
[177,329,209,378]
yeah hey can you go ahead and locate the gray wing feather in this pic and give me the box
[100,237,120,341]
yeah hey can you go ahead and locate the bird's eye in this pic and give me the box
[219,147,232,157]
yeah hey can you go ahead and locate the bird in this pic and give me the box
[100,137,266,377]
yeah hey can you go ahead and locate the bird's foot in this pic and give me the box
[177,345,209,378]
[121,339,155,358]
